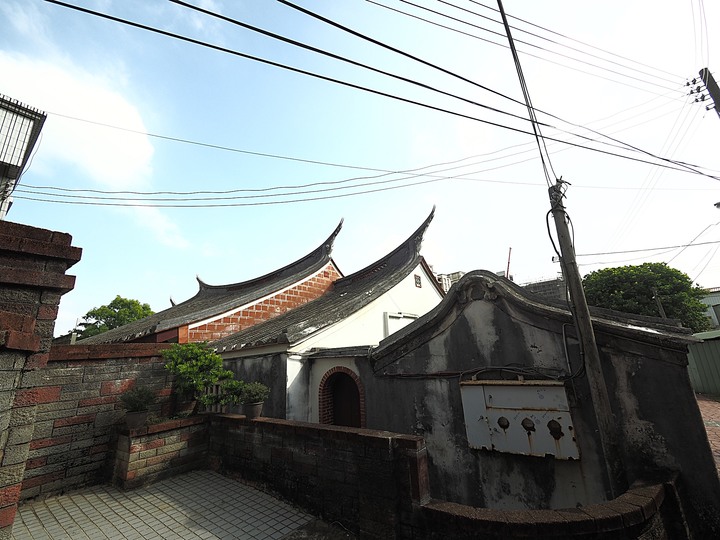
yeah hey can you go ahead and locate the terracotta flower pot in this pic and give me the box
[242,402,264,419]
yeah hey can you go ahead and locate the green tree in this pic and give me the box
[76,295,154,338]
[162,342,234,413]
[582,262,711,333]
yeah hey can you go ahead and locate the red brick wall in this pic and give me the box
[188,264,341,342]
[20,344,172,500]
[0,221,81,533]
[113,416,208,489]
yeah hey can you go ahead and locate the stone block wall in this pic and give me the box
[187,265,341,342]
[113,416,208,489]
[0,221,81,539]
[20,344,172,500]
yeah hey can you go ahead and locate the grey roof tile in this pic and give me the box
[79,221,343,344]
[213,208,440,352]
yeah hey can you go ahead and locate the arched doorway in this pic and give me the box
[318,367,365,428]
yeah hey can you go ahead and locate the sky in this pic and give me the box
[2,0,720,336]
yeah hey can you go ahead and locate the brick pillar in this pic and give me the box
[0,221,81,538]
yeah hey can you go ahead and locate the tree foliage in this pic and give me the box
[582,262,710,333]
[162,342,233,405]
[76,295,154,338]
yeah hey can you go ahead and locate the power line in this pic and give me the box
[468,0,684,81]
[34,95,704,201]
[167,0,538,128]
[430,0,681,92]
[437,0,683,87]
[278,0,718,181]
[43,0,720,183]
[577,239,720,257]
[367,0,684,98]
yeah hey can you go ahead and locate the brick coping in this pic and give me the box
[49,343,172,362]
[211,414,425,450]
[118,415,207,437]
[422,482,665,535]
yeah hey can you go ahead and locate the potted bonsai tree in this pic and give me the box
[119,387,156,429]
[162,342,233,415]
[239,381,270,419]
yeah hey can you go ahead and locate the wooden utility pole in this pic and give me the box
[651,287,668,319]
[699,68,720,119]
[548,182,626,497]
[496,0,626,498]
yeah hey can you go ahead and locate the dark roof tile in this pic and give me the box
[213,208,440,352]
[80,221,343,344]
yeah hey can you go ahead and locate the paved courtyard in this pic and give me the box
[10,470,318,540]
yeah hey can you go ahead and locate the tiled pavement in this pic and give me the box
[697,393,720,472]
[10,470,314,540]
[10,398,720,539]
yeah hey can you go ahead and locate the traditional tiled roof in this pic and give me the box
[80,221,343,344]
[213,208,441,353]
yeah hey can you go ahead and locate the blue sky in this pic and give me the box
[2,0,720,335]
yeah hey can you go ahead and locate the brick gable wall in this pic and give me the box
[187,264,341,342]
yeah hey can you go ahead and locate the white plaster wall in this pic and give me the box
[291,263,442,353]
[285,355,304,421]
[308,357,359,423]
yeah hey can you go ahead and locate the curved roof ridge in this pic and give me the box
[197,219,343,293]
[371,270,697,366]
[79,220,344,345]
[334,207,434,289]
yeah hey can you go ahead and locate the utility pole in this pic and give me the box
[497,0,626,498]
[651,287,668,319]
[697,68,720,119]
[548,182,625,498]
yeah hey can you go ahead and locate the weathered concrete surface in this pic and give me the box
[367,271,720,537]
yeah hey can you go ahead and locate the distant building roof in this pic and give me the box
[80,221,343,344]
[213,208,442,352]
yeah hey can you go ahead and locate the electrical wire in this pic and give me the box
[430,0,681,92]
[437,0,683,87]
[576,239,720,258]
[367,0,685,98]
[497,0,554,186]
[168,0,539,127]
[45,0,720,184]
[468,0,684,80]
[278,0,718,181]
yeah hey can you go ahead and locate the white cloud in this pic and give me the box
[0,52,153,189]
[129,207,189,249]
[0,3,188,250]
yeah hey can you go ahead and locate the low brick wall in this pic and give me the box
[113,416,208,489]
[208,415,427,538]
[20,344,172,500]
[207,415,678,540]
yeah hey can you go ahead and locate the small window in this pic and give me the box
[414,274,422,288]
[384,312,418,337]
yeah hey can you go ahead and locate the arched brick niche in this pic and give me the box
[318,366,366,428]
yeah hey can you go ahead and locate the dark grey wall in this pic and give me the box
[366,275,720,537]
[224,353,286,418]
